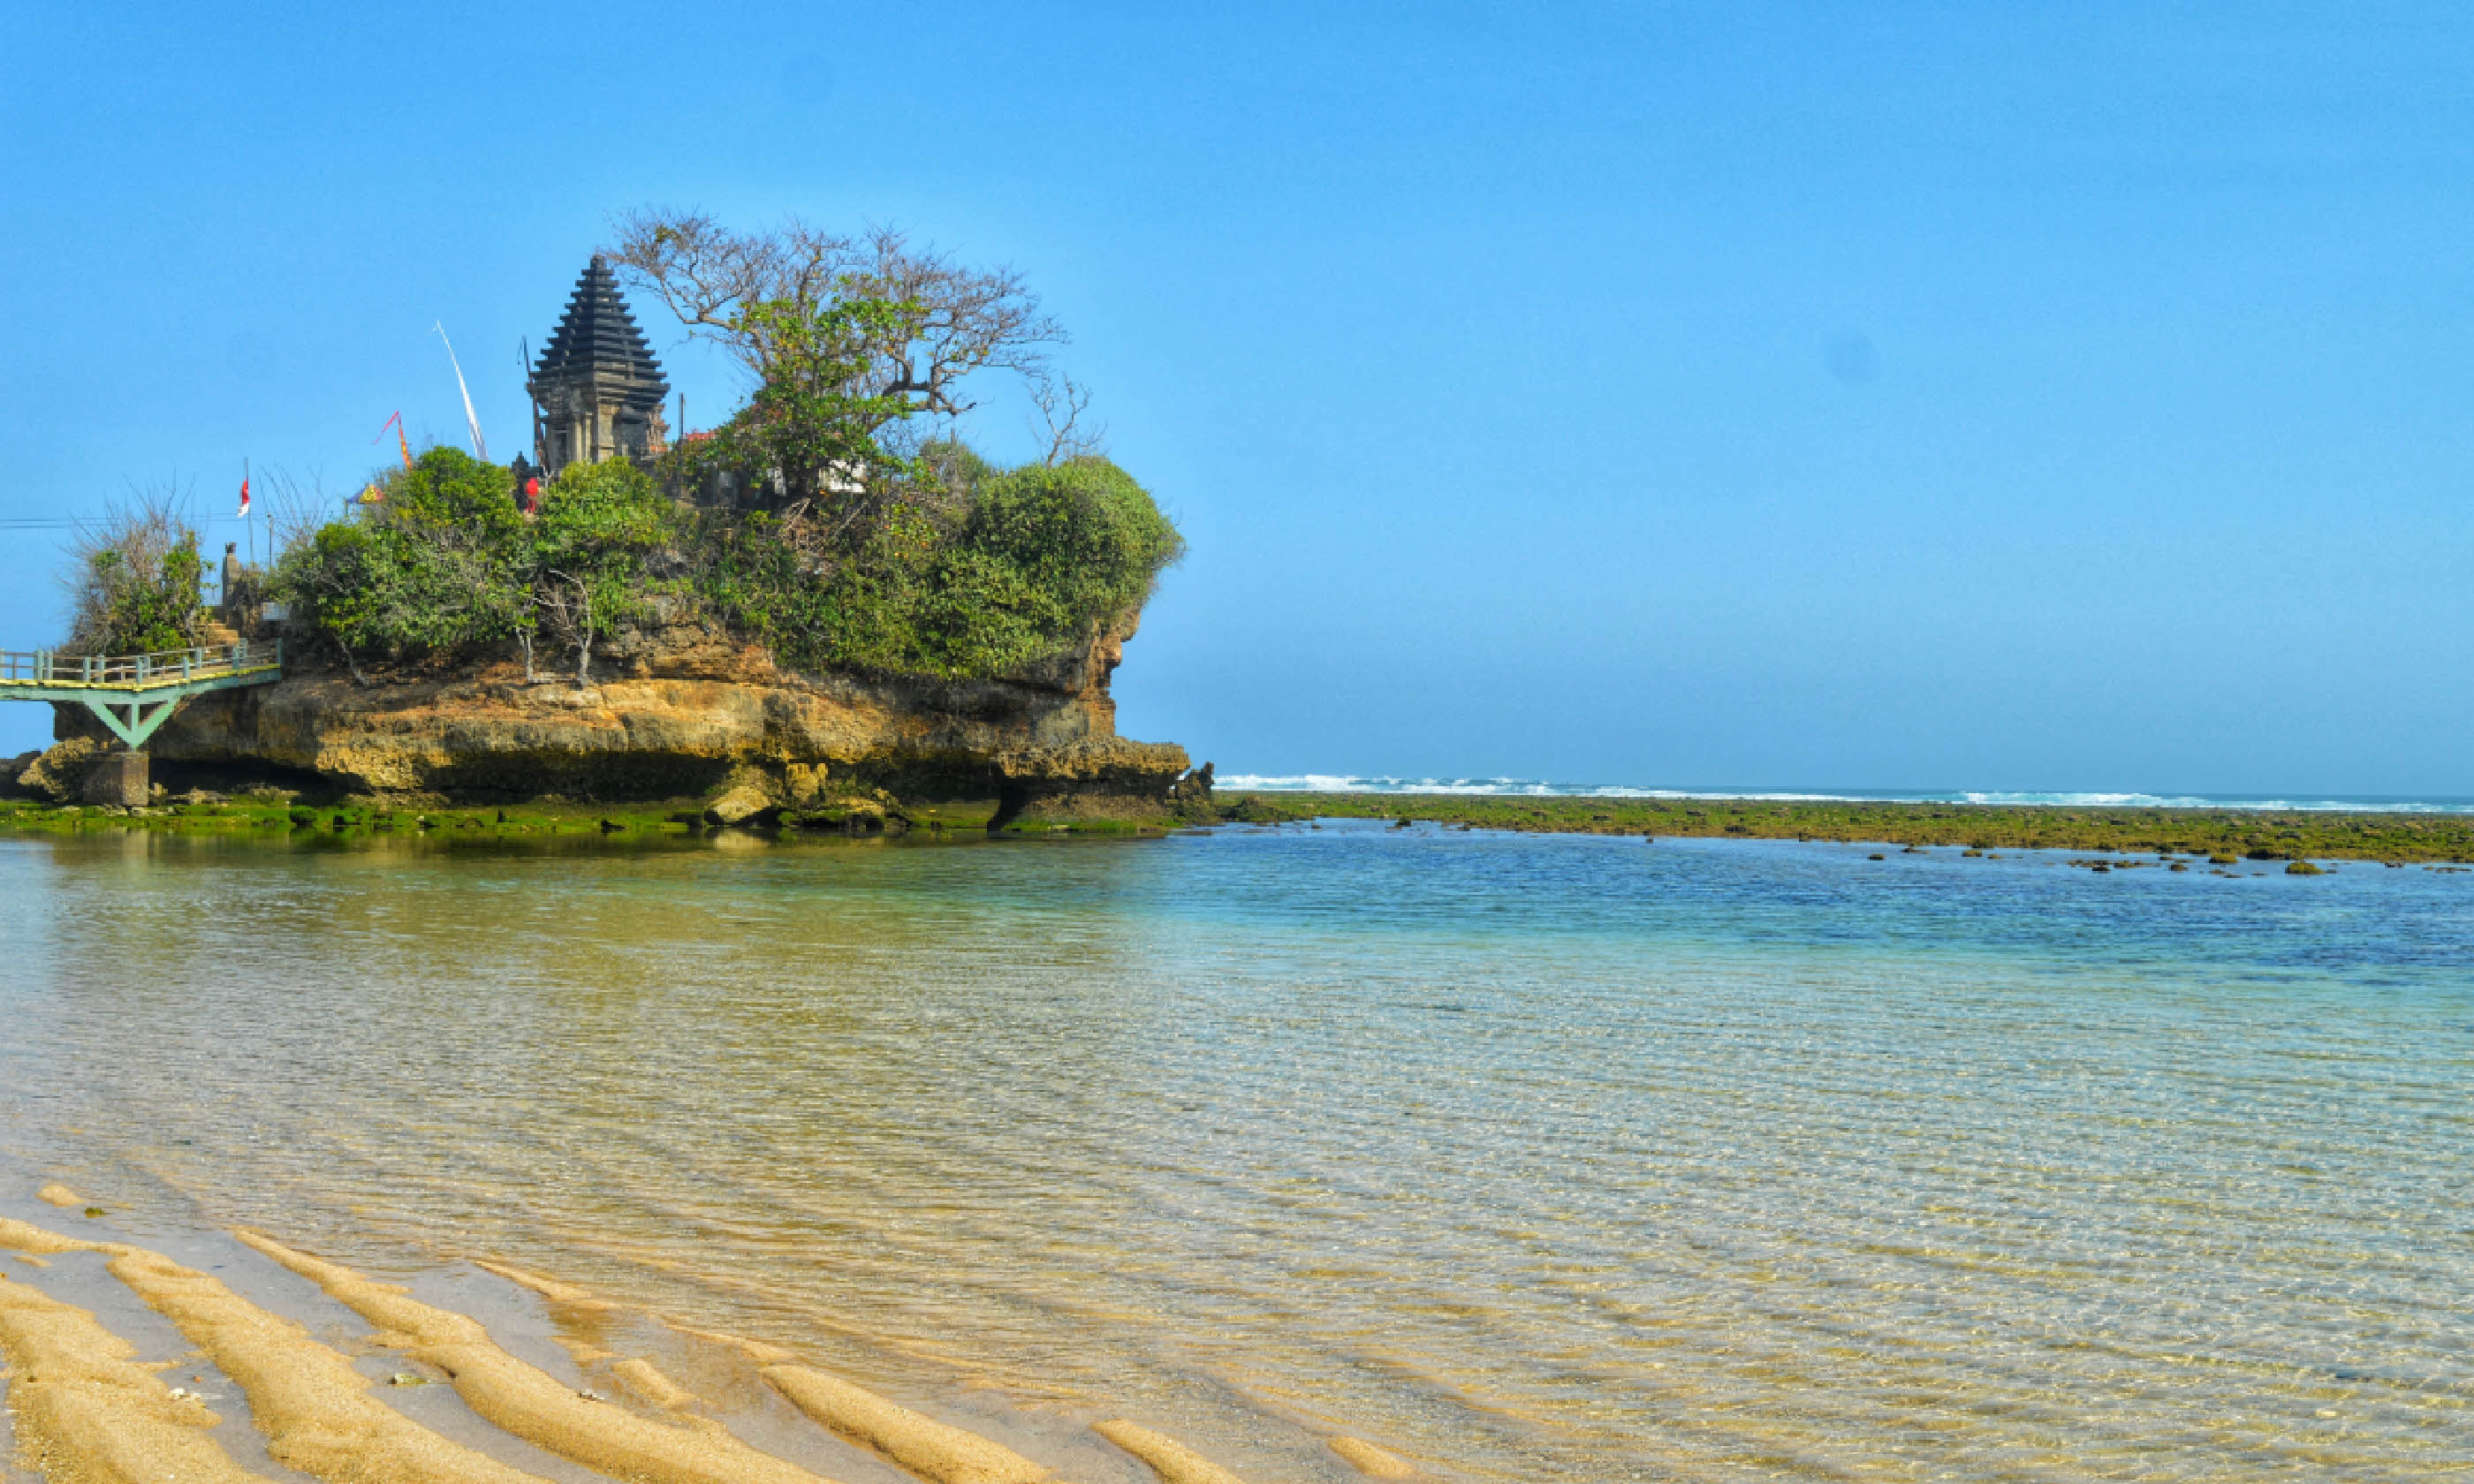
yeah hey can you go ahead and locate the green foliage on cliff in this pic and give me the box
[971,458,1185,630]
[241,219,1179,683]
[670,293,927,520]
[285,450,534,658]
[527,458,680,681]
[65,499,207,655]
[272,449,678,682]
[269,444,1180,683]
[693,456,1183,678]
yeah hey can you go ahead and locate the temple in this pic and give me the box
[527,257,669,477]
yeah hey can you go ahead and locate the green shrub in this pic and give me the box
[64,498,207,655]
[275,449,529,663]
[383,445,528,542]
[528,458,679,682]
[80,537,205,655]
[692,454,1181,679]
[962,457,1185,629]
[535,458,675,563]
[269,443,1180,685]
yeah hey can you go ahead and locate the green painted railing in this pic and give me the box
[0,639,285,748]
[0,640,280,689]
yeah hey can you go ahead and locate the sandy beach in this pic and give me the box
[0,1165,1403,1484]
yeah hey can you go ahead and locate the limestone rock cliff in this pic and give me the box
[76,610,1199,820]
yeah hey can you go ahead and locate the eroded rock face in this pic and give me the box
[14,738,101,802]
[702,784,778,827]
[89,611,1197,814]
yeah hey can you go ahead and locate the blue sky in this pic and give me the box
[3,3,2468,792]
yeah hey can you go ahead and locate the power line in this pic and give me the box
[0,515,271,529]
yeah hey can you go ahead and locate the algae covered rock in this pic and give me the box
[118,608,1191,820]
[17,738,102,802]
[702,784,778,828]
[0,749,40,799]
[2285,860,2326,875]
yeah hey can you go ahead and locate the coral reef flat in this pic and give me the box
[1219,791,2474,863]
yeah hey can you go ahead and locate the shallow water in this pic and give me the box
[1,824,2469,1481]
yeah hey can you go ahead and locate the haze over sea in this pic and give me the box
[4,821,2468,1482]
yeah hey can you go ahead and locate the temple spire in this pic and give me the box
[527,257,669,476]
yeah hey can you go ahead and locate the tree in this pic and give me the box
[673,293,925,534]
[527,458,676,685]
[63,493,206,655]
[1028,372,1104,466]
[269,448,529,679]
[608,212,1062,420]
[607,211,1066,522]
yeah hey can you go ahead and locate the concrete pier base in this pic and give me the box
[84,749,148,807]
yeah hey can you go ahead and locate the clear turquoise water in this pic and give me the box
[1,823,2469,1481]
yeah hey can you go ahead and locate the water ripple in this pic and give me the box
[0,826,2468,1480]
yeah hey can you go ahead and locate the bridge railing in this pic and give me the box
[0,640,281,686]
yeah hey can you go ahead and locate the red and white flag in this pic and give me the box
[238,476,252,517]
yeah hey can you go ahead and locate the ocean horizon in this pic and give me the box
[1219,774,2474,814]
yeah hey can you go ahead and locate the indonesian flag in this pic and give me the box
[238,477,251,517]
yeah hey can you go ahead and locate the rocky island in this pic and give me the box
[10,216,1210,830]
[123,602,1200,828]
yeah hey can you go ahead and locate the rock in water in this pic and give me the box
[16,738,102,802]
[109,610,1192,819]
[0,750,40,799]
[703,784,778,828]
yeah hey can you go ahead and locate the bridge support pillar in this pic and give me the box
[84,749,148,808]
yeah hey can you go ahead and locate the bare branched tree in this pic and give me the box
[840,223,1063,417]
[1029,372,1106,465]
[532,570,597,687]
[603,210,852,382]
[606,210,1066,425]
[256,466,340,563]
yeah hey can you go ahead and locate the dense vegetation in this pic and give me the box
[269,443,1180,683]
[62,499,207,655]
[684,450,1180,678]
[1218,792,2474,864]
[258,213,1179,684]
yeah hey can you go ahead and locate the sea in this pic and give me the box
[1,816,2469,1480]
[1221,775,2474,814]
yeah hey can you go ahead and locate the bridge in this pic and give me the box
[0,640,285,749]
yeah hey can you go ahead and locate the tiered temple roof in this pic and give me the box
[528,257,669,473]
[531,256,668,403]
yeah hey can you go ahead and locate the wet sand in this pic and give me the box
[0,1172,1424,1484]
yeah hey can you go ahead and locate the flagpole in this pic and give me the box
[244,457,253,589]
[436,322,489,461]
